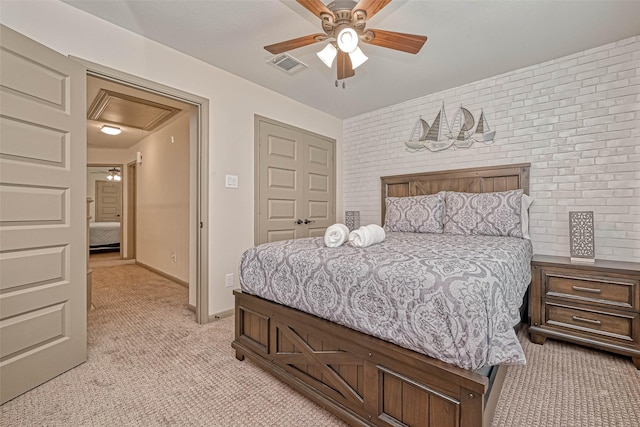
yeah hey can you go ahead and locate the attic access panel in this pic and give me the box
[87,89,181,131]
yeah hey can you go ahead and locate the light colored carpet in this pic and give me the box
[493,329,640,426]
[89,252,135,269]
[1,264,638,426]
[89,251,121,262]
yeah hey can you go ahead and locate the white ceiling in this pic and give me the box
[66,0,640,119]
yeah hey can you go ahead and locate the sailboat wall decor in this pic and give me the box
[473,109,496,143]
[405,104,496,152]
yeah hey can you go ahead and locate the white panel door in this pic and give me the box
[257,118,335,244]
[95,180,122,222]
[303,135,334,238]
[258,121,304,243]
[0,25,87,404]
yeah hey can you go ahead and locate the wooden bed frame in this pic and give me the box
[232,163,531,427]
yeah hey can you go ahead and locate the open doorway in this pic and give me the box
[80,59,210,324]
[87,164,124,261]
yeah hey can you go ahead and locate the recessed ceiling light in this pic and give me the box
[101,125,121,135]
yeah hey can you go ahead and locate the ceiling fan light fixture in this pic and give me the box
[107,167,121,181]
[101,125,121,135]
[317,43,338,68]
[336,27,358,53]
[349,46,368,69]
[265,0,426,82]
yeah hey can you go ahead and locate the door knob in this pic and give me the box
[294,219,303,225]
[304,219,315,224]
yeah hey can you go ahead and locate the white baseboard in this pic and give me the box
[135,260,189,287]
[208,308,234,322]
[187,304,233,323]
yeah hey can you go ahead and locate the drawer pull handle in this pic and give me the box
[572,286,601,294]
[572,316,601,325]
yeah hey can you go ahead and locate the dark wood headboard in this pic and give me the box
[380,163,531,224]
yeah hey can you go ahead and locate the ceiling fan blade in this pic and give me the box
[352,0,391,20]
[264,33,325,54]
[337,50,355,80]
[362,29,428,54]
[297,0,333,18]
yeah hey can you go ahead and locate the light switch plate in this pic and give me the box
[225,175,238,188]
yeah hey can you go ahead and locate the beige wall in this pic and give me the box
[1,1,344,316]
[134,113,190,282]
[87,114,190,281]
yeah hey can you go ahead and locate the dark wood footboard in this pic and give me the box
[232,290,507,427]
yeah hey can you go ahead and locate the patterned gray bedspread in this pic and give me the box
[239,232,533,370]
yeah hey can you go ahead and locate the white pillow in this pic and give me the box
[521,194,533,239]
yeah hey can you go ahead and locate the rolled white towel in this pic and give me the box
[324,223,350,248]
[348,227,367,248]
[349,224,386,248]
[367,224,386,243]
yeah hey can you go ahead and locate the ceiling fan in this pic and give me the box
[265,0,428,80]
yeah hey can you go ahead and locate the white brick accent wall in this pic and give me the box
[343,36,639,262]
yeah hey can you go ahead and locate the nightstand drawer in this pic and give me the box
[531,256,640,368]
[545,302,636,343]
[544,271,636,309]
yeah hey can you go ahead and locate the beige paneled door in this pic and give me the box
[256,117,335,244]
[0,25,87,404]
[95,180,122,222]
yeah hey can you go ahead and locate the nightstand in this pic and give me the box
[529,255,640,369]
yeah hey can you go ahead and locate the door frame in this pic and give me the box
[76,57,210,325]
[126,161,137,260]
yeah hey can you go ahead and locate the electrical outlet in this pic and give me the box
[171,252,177,263]
[225,273,234,288]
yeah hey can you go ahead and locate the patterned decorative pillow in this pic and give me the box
[384,193,445,233]
[443,190,524,238]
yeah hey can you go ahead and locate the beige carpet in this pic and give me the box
[89,251,121,262]
[1,264,639,426]
[89,252,135,269]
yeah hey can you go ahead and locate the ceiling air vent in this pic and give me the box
[267,53,308,74]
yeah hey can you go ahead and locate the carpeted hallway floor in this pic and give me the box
[1,264,639,426]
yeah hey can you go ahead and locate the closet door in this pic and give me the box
[0,25,87,403]
[95,179,122,222]
[256,117,335,245]
[302,133,334,238]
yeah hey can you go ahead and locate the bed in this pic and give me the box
[232,163,531,427]
[89,221,121,252]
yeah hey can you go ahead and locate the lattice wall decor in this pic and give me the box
[569,211,595,262]
[345,211,360,231]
